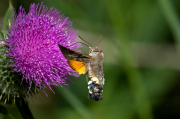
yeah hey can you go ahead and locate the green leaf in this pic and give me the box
[3,0,14,32]
[0,105,8,115]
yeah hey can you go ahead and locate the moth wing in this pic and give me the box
[67,60,87,74]
[58,44,91,63]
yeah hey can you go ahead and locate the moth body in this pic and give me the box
[87,47,104,101]
[58,35,105,101]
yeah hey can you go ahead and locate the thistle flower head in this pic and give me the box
[3,3,81,94]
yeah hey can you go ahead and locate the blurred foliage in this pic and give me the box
[0,0,180,119]
[3,0,13,32]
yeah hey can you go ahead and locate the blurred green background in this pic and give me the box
[1,0,180,119]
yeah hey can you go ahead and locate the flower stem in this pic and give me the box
[15,98,34,119]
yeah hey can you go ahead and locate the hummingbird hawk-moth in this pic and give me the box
[58,35,104,101]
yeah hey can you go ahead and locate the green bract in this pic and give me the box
[0,41,37,103]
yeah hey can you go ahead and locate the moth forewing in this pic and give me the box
[58,44,91,63]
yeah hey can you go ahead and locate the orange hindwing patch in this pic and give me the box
[67,60,87,74]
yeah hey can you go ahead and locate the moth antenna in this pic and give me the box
[78,35,92,47]
[76,42,90,47]
[96,35,103,47]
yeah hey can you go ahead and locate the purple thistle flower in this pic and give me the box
[4,3,81,94]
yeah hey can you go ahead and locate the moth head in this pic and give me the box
[89,47,102,53]
[78,35,103,55]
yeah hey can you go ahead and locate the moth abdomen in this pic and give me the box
[88,81,104,101]
[88,93,103,101]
